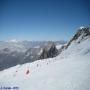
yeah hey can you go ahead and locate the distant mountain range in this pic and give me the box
[0,40,66,71]
[0,26,90,71]
[0,26,90,90]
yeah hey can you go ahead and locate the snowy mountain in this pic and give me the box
[0,41,66,52]
[0,41,66,71]
[58,27,90,54]
[40,43,59,59]
[0,27,90,90]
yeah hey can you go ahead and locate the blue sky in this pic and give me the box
[0,0,90,41]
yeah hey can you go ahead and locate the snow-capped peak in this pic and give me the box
[65,27,90,49]
[9,39,18,43]
[79,26,84,29]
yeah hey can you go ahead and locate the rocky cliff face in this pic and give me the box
[40,43,58,59]
[57,27,90,55]
[66,27,90,49]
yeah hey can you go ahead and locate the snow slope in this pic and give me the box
[0,37,90,90]
[0,27,90,90]
[0,53,90,90]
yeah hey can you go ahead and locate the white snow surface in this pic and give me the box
[79,26,84,29]
[56,44,62,49]
[0,37,90,90]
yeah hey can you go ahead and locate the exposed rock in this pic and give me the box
[66,27,90,49]
[40,43,59,59]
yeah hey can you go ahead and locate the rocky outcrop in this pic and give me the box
[40,43,58,59]
[66,27,90,49]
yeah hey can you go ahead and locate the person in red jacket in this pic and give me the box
[26,69,29,75]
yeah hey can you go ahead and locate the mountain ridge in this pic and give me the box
[0,26,90,90]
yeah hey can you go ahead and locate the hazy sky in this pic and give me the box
[0,0,90,41]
